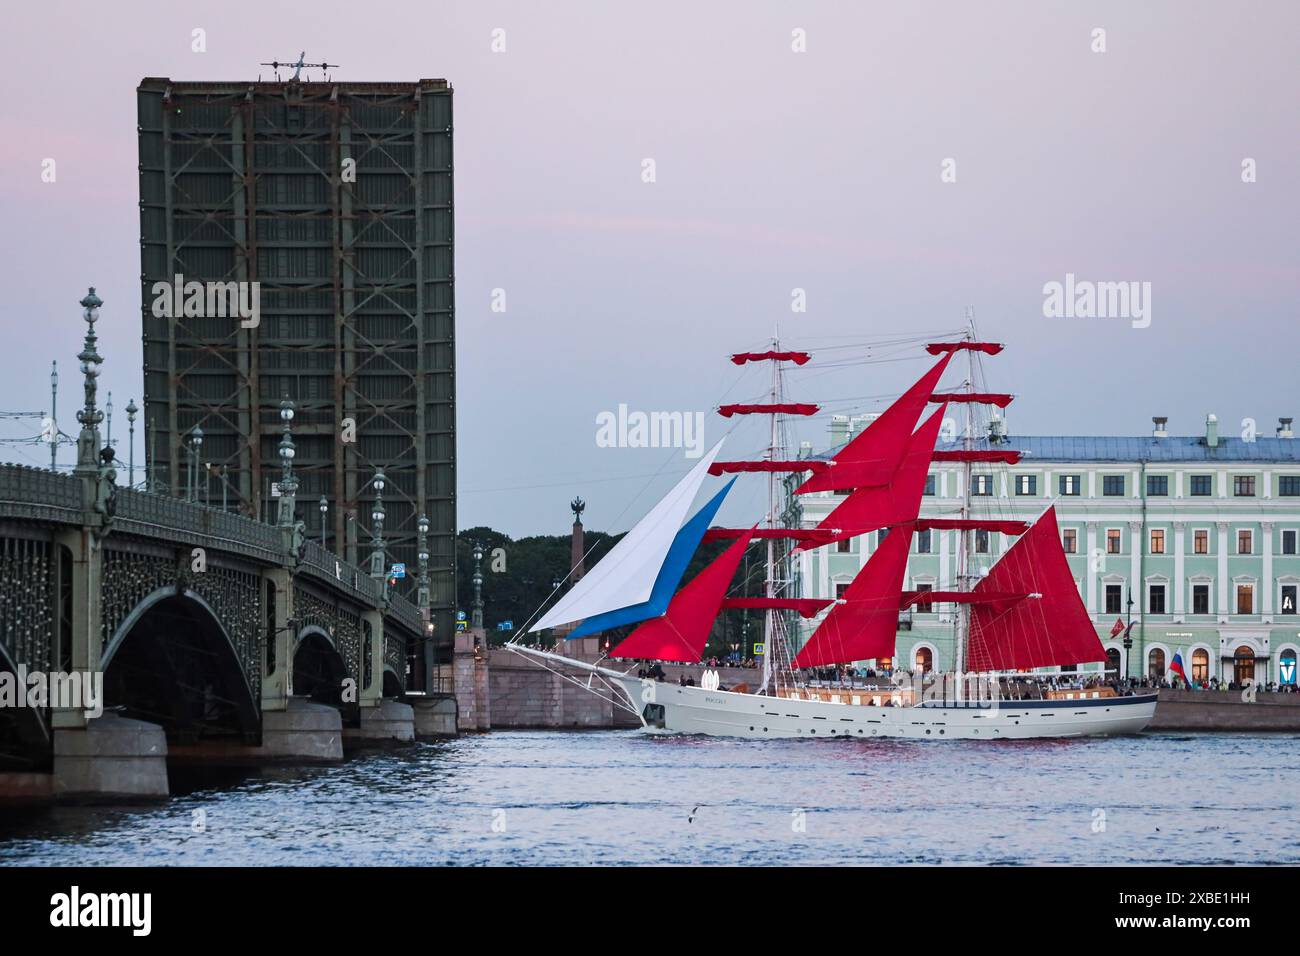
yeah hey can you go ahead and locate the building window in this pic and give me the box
[1150,529,1165,554]
[1190,474,1212,496]
[971,474,992,496]
[1281,584,1297,615]
[1106,528,1122,554]
[1059,474,1081,496]
[1015,475,1037,495]
[914,583,933,613]
[1281,476,1300,496]
[1236,583,1254,615]
[1146,475,1169,496]
[877,527,889,547]
[835,486,850,497]
[1191,649,1209,682]
[836,538,852,553]
[1148,584,1166,614]
[835,582,849,599]
[1192,584,1210,615]
[923,474,937,496]
[1104,648,1121,675]
[1102,475,1125,496]
[1237,529,1252,555]
[916,529,932,554]
[1062,528,1077,554]
[975,530,990,554]
[1283,529,1297,555]
[914,646,933,673]
[1105,584,1123,615]
[1148,647,1165,680]
[1193,529,1209,554]
[1234,475,1257,497]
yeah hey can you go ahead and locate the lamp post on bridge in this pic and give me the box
[125,399,138,490]
[367,470,387,582]
[276,399,298,527]
[471,541,485,631]
[319,495,329,549]
[73,289,105,484]
[186,425,203,503]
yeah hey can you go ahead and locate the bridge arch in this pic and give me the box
[102,587,261,745]
[292,625,351,710]
[0,639,52,771]
[382,667,404,699]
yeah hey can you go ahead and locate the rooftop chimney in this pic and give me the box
[1152,416,1168,438]
[1279,417,1295,439]
[829,415,850,446]
[1206,413,1219,448]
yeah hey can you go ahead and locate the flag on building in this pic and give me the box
[1109,618,1125,637]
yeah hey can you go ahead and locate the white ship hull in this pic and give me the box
[610,677,1156,740]
[507,646,1157,740]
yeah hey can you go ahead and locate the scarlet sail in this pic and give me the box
[718,403,820,417]
[795,352,953,493]
[730,350,811,365]
[710,461,828,476]
[926,342,1003,355]
[792,524,912,668]
[795,405,947,552]
[721,598,834,618]
[611,529,756,663]
[930,392,1013,407]
[965,507,1106,672]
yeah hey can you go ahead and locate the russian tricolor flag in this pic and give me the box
[1169,650,1191,686]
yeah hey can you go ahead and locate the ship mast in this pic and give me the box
[761,334,780,695]
[954,311,976,702]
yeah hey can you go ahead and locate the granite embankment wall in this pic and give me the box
[1146,688,1300,731]
[484,636,762,730]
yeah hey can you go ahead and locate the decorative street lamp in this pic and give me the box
[125,399,138,490]
[368,469,387,579]
[319,495,329,549]
[187,425,204,503]
[471,540,485,630]
[276,399,298,527]
[105,391,113,449]
[417,514,431,610]
[1123,590,1135,681]
[73,289,105,483]
[49,360,58,471]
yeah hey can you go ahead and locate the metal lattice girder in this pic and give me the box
[138,78,456,658]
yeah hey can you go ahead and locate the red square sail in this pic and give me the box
[792,523,912,668]
[794,405,947,552]
[795,352,953,493]
[611,528,755,663]
[965,507,1106,672]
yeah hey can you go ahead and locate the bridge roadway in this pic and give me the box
[0,462,456,801]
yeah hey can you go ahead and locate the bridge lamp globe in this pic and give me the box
[417,515,430,536]
[279,400,294,424]
[372,506,384,524]
[373,471,386,494]
[278,436,294,461]
[190,425,203,449]
[319,495,328,515]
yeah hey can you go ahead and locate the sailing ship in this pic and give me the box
[508,335,1157,740]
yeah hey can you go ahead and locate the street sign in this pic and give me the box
[390,563,406,579]
[497,620,514,631]
[754,643,766,656]
[270,482,282,498]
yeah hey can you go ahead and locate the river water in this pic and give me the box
[1,730,1295,865]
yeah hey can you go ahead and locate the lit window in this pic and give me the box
[971,475,993,496]
[1107,528,1122,554]
[1062,528,1078,554]
[1237,530,1252,555]
[1236,584,1254,615]
[1150,529,1165,554]
[1194,530,1209,554]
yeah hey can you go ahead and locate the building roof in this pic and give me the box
[811,435,1300,464]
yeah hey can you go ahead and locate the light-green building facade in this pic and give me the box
[788,413,1300,687]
